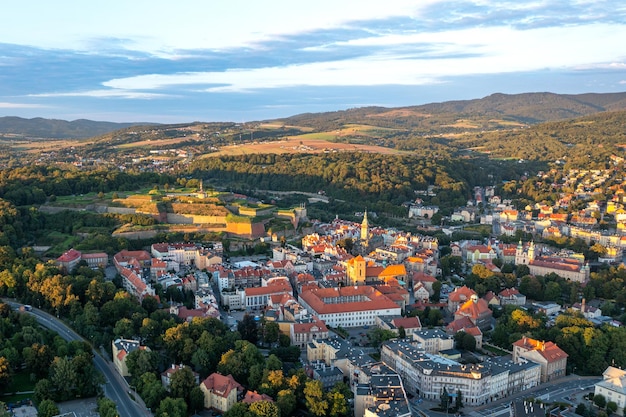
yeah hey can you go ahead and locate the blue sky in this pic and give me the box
[1,0,625,123]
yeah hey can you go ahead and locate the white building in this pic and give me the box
[595,367,626,416]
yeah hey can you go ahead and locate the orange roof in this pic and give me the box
[513,337,568,363]
[448,286,476,303]
[406,257,424,264]
[379,264,407,277]
[456,297,491,319]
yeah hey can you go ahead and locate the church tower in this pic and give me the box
[361,210,369,242]
[528,241,536,262]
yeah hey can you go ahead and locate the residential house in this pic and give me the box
[200,373,243,413]
[453,294,493,331]
[447,286,477,313]
[112,338,149,377]
[161,364,200,391]
[595,367,626,416]
[512,337,568,382]
[499,288,527,306]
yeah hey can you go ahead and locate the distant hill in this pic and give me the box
[0,116,157,139]
[276,91,626,128]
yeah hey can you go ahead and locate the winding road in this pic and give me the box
[4,300,150,417]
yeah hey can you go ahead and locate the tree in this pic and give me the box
[327,390,348,417]
[304,380,328,416]
[238,314,259,344]
[249,400,280,417]
[455,389,463,410]
[398,326,406,339]
[516,264,530,278]
[440,387,450,411]
[33,379,54,404]
[224,402,252,417]
[137,372,166,411]
[607,401,618,415]
[126,349,159,379]
[169,366,197,403]
[262,321,280,346]
[37,400,60,417]
[276,389,296,417]
[96,397,119,417]
[594,393,607,409]
[0,357,11,389]
[156,397,187,417]
[189,386,205,414]
[50,356,77,400]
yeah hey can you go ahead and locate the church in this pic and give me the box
[515,241,590,283]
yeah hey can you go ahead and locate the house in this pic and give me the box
[161,364,200,390]
[242,391,274,405]
[571,299,602,320]
[412,329,454,354]
[595,367,626,416]
[447,286,477,313]
[112,338,149,377]
[446,316,483,349]
[499,288,527,306]
[411,272,437,296]
[413,282,430,302]
[454,294,493,331]
[56,248,82,272]
[376,316,422,337]
[290,317,330,347]
[200,373,243,413]
[512,337,568,382]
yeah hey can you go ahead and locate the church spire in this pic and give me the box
[361,210,369,242]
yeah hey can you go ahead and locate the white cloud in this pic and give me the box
[0,102,47,109]
[29,90,170,99]
[100,23,626,93]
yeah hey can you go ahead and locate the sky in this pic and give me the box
[1,0,625,123]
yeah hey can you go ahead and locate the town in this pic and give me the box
[3,162,623,417]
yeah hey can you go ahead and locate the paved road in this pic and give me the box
[4,300,150,417]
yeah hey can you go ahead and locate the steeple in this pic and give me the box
[361,210,369,241]
[528,240,535,261]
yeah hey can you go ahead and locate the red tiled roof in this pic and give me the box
[412,272,437,283]
[300,285,399,314]
[57,248,81,263]
[202,373,242,399]
[513,337,568,363]
[243,390,274,404]
[391,316,421,330]
[448,286,476,303]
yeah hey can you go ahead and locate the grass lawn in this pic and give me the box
[2,371,36,402]
[482,345,509,356]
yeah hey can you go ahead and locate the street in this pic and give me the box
[4,300,150,417]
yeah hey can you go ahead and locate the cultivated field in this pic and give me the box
[208,136,401,157]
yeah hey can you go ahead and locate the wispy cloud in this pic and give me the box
[29,90,171,99]
[0,0,625,121]
[0,102,47,108]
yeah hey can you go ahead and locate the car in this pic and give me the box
[363,325,369,329]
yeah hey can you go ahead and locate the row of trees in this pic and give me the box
[0,302,103,414]
[490,305,626,375]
